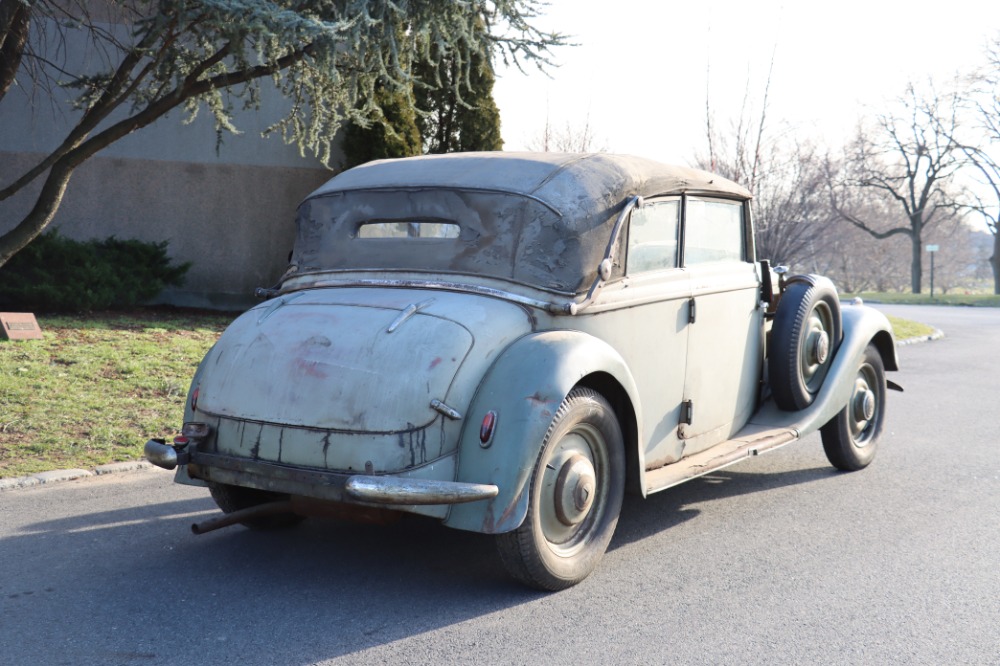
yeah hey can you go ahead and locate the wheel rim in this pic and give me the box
[799,300,834,393]
[538,423,609,557]
[848,362,879,446]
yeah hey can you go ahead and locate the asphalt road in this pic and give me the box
[1,305,998,665]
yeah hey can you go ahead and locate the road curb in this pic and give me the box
[897,328,945,346]
[0,461,155,492]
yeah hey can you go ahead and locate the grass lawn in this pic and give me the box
[0,306,941,479]
[885,315,935,340]
[843,291,1000,307]
[0,309,231,478]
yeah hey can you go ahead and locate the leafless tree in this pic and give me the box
[698,52,835,269]
[955,35,1000,293]
[810,176,911,293]
[827,83,966,293]
[527,107,606,152]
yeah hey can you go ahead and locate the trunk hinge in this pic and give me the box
[688,297,696,324]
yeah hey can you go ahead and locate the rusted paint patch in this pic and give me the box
[526,392,551,406]
[397,425,428,467]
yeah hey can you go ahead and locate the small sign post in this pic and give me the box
[0,313,43,341]
[926,244,940,297]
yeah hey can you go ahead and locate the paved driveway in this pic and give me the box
[1,305,997,665]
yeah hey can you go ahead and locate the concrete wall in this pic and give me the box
[1,152,330,310]
[1,13,338,311]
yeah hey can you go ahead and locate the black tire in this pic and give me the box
[820,343,886,471]
[495,388,625,591]
[769,277,843,411]
[207,482,304,530]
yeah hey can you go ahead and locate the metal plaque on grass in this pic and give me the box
[0,313,43,340]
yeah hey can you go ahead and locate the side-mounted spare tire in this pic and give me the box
[768,275,842,411]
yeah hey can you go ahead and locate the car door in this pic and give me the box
[678,196,763,455]
[602,197,693,472]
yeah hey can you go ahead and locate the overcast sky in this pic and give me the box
[493,0,999,164]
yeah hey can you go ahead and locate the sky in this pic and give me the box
[492,0,1000,165]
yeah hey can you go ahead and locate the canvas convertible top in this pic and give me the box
[293,153,751,294]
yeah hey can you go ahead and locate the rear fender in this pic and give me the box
[445,331,642,534]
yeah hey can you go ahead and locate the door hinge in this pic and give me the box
[688,297,696,324]
[681,399,694,425]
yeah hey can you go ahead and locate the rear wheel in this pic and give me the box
[820,343,886,471]
[207,482,303,530]
[496,388,625,591]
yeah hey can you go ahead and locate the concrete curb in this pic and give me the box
[896,328,945,346]
[0,328,945,493]
[0,461,155,492]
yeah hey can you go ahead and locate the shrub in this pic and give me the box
[0,231,191,312]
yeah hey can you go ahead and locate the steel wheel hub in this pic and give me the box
[849,368,878,444]
[554,454,596,527]
[801,303,834,390]
[811,330,830,365]
[853,387,876,423]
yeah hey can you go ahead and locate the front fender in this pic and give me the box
[444,330,642,534]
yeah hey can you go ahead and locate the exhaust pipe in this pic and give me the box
[191,500,295,535]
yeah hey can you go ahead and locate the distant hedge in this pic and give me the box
[0,232,191,312]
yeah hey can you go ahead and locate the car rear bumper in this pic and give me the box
[147,443,497,507]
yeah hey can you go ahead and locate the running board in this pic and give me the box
[645,425,799,494]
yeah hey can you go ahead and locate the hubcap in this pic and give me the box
[848,365,879,446]
[801,302,834,392]
[554,454,597,526]
[811,330,830,365]
[538,424,608,554]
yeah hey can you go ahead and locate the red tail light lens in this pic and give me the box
[479,410,498,447]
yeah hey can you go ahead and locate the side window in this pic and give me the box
[684,198,745,265]
[626,200,680,274]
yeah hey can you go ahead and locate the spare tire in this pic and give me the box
[769,276,842,411]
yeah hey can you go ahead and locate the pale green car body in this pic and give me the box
[148,152,897,584]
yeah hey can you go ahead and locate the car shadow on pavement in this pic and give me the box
[611,464,839,549]
[2,463,839,665]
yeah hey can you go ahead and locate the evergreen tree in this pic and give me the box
[342,83,423,168]
[414,43,504,154]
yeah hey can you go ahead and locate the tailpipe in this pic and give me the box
[191,500,295,535]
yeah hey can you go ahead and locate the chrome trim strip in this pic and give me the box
[570,195,641,315]
[277,278,576,315]
[312,186,563,217]
[345,475,498,505]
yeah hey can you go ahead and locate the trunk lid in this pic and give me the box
[196,293,473,433]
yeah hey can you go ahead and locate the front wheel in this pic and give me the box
[820,343,886,471]
[495,388,625,591]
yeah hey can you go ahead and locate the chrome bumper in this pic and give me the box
[345,475,498,505]
[144,438,190,470]
[161,448,496,506]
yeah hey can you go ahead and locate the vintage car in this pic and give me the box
[145,152,899,590]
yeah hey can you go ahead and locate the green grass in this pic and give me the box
[887,315,935,341]
[844,291,1000,307]
[0,307,939,479]
[0,309,231,478]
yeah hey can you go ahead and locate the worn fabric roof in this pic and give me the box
[309,152,752,211]
[295,153,751,295]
